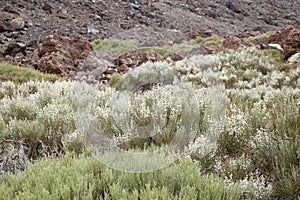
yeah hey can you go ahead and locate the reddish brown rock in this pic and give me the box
[204,45,218,54]
[265,27,300,60]
[222,36,243,50]
[118,64,129,74]
[113,50,183,71]
[170,54,184,61]
[187,29,219,40]
[36,34,92,76]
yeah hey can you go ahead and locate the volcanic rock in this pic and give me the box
[0,13,25,31]
[36,34,92,76]
[222,36,243,50]
[225,1,242,14]
[265,27,300,60]
[3,42,27,57]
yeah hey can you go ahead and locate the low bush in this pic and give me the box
[0,154,243,200]
[91,39,137,54]
[245,31,275,44]
[0,62,61,83]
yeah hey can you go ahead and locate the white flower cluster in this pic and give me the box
[0,81,76,138]
[249,128,273,150]
[176,49,300,89]
[112,48,300,91]
[82,83,212,151]
[239,171,273,199]
[214,153,252,177]
[184,134,217,158]
[223,107,248,137]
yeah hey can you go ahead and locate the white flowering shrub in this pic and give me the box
[214,153,253,180]
[158,49,300,89]
[0,81,78,163]
[238,171,273,199]
[218,107,250,155]
[75,82,214,155]
[0,46,299,198]
[114,61,179,91]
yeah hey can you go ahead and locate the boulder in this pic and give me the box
[204,45,218,54]
[36,34,92,76]
[225,1,243,14]
[222,36,243,50]
[78,52,112,72]
[0,12,25,31]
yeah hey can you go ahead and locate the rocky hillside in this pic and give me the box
[0,0,299,83]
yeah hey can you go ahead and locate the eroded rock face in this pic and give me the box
[36,34,92,76]
[265,28,300,59]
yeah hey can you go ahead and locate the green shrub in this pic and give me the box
[136,47,174,57]
[0,155,243,200]
[217,110,250,155]
[161,39,206,55]
[161,34,223,56]
[0,81,78,163]
[261,49,284,63]
[108,74,122,87]
[91,39,137,54]
[245,31,275,44]
[0,63,62,83]
[195,34,224,46]
[114,61,177,92]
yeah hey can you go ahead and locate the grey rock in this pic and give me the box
[226,1,242,13]
[87,26,100,35]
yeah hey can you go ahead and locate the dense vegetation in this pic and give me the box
[0,43,299,199]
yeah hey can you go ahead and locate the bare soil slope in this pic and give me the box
[1,0,299,48]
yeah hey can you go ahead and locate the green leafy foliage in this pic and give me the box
[136,47,174,57]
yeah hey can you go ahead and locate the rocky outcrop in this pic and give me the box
[222,36,243,50]
[265,28,300,60]
[36,34,92,76]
